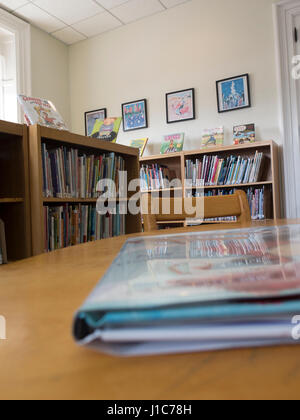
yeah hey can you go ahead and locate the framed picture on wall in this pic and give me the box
[166,88,195,124]
[216,74,251,113]
[85,108,107,136]
[122,99,148,132]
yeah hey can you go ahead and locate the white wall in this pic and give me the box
[69,0,281,156]
[31,26,70,126]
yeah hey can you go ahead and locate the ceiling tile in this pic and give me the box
[14,3,65,33]
[111,0,164,24]
[33,0,104,25]
[72,11,122,38]
[160,0,190,8]
[95,0,129,10]
[0,0,29,11]
[52,26,86,45]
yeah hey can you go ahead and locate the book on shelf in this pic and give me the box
[44,204,125,252]
[202,127,224,148]
[185,151,265,187]
[91,117,122,142]
[160,133,185,154]
[140,164,177,191]
[42,143,125,199]
[233,124,255,145]
[0,218,7,264]
[186,187,266,221]
[18,95,68,130]
[130,138,148,157]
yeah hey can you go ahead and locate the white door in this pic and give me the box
[275,1,300,219]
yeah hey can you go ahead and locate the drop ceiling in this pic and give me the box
[0,0,191,45]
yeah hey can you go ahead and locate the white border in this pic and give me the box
[274,0,300,218]
[0,7,31,123]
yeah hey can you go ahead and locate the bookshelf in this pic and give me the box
[0,120,31,262]
[140,141,280,227]
[29,125,142,256]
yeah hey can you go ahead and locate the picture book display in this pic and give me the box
[233,124,256,145]
[202,127,224,147]
[91,117,122,142]
[160,133,185,154]
[18,95,68,130]
[74,224,300,356]
[130,138,148,157]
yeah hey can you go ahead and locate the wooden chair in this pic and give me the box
[142,190,251,232]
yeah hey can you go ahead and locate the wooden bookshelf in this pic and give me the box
[29,125,142,256]
[0,120,31,262]
[140,141,280,226]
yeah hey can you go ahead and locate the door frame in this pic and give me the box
[0,7,31,123]
[274,0,300,218]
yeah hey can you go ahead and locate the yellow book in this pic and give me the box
[130,138,148,157]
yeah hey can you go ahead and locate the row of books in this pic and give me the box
[42,144,125,199]
[140,164,177,191]
[186,187,266,220]
[44,204,125,252]
[185,151,265,187]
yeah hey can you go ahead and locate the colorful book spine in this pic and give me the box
[44,204,126,252]
[185,151,265,187]
[186,187,266,221]
[42,144,125,199]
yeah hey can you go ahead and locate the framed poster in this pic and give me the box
[122,99,148,132]
[85,108,107,136]
[216,74,251,113]
[166,88,195,124]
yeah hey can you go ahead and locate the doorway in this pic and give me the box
[274,0,300,218]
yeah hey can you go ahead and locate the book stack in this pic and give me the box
[185,151,265,187]
[73,225,300,357]
[42,144,125,199]
[186,187,266,221]
[44,204,125,252]
[140,164,177,191]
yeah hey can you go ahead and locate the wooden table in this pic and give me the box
[1,220,300,400]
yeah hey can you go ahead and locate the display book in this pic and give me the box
[185,150,264,187]
[73,224,300,357]
[18,95,68,130]
[160,133,185,154]
[202,127,224,147]
[129,138,148,157]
